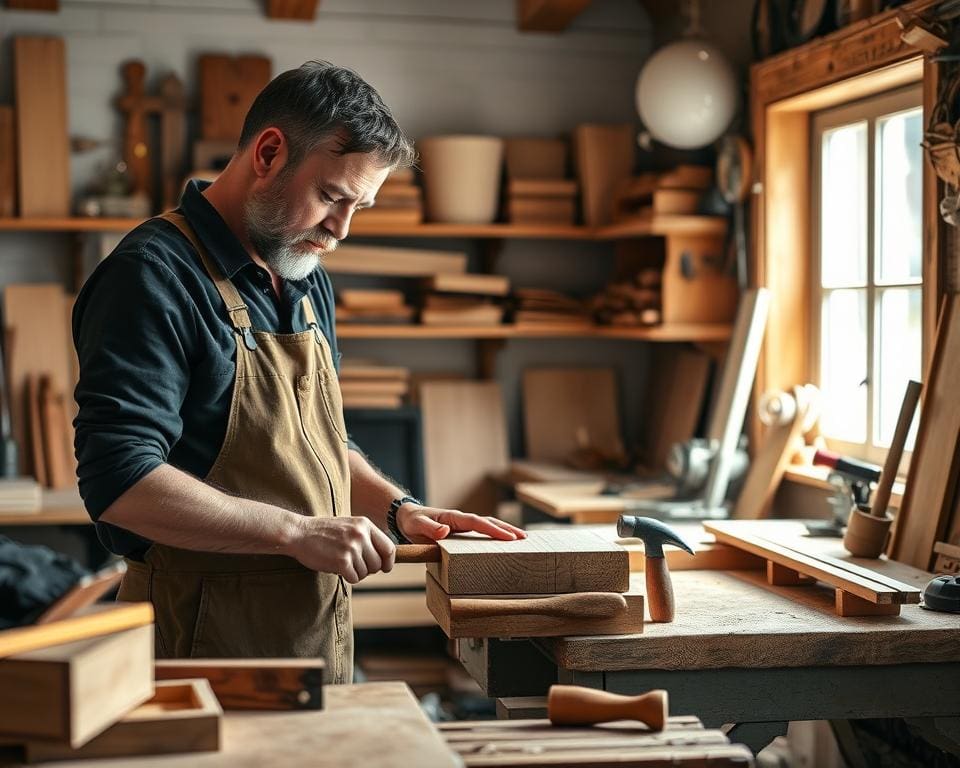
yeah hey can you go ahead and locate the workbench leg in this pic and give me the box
[722,721,788,755]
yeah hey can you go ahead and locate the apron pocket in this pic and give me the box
[189,569,343,661]
[317,370,349,444]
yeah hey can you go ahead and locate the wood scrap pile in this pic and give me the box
[352,167,423,226]
[339,360,410,409]
[590,268,662,327]
[611,165,713,223]
[512,288,592,327]
[503,137,577,225]
[336,289,414,324]
[420,273,508,327]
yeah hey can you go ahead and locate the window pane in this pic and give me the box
[875,287,922,448]
[821,122,867,288]
[877,108,923,284]
[821,288,868,443]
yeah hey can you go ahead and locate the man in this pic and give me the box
[73,61,523,682]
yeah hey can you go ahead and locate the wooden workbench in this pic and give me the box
[456,538,960,755]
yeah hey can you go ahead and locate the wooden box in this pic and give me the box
[23,679,221,763]
[0,624,154,747]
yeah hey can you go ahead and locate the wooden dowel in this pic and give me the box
[872,380,922,517]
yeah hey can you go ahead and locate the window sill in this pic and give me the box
[782,464,904,510]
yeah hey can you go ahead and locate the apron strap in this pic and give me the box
[157,211,258,351]
[300,296,324,345]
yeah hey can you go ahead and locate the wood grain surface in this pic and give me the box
[322,244,467,276]
[198,55,270,142]
[0,106,16,217]
[426,573,642,639]
[427,529,629,595]
[542,565,953,673]
[14,36,70,217]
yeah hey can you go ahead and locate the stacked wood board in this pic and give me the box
[322,245,467,277]
[424,530,638,638]
[513,288,592,327]
[336,289,415,325]
[611,165,713,222]
[506,179,577,225]
[704,520,922,616]
[339,361,410,409]
[590,268,662,327]
[353,167,423,226]
[421,272,508,326]
[438,716,754,766]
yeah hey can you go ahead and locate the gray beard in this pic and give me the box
[243,188,338,282]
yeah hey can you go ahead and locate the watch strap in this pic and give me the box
[388,495,421,544]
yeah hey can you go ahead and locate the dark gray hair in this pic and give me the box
[238,60,415,170]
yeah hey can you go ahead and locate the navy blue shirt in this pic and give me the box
[73,180,347,558]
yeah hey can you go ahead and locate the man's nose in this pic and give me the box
[323,210,352,242]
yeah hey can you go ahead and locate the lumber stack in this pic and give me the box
[353,167,423,226]
[336,289,415,325]
[512,288,592,327]
[504,137,577,225]
[420,272,508,327]
[611,165,713,222]
[591,268,662,327]
[339,361,411,409]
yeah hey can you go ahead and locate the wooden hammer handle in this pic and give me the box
[395,544,441,563]
[645,557,675,622]
[871,379,921,518]
[450,592,627,620]
[548,685,668,730]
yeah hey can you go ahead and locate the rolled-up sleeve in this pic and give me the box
[73,248,198,520]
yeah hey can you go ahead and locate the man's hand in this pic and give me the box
[396,502,526,544]
[288,516,396,584]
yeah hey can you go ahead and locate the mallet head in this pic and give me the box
[617,515,695,558]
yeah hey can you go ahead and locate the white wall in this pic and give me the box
[0,0,660,462]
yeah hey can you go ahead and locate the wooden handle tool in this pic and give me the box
[871,379,921,518]
[450,592,627,620]
[548,685,668,730]
[395,544,441,563]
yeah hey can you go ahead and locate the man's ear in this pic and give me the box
[251,127,289,180]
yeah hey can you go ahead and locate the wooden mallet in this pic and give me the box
[548,685,668,731]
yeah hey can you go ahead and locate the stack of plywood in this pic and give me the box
[504,137,576,225]
[339,361,410,409]
[353,167,423,226]
[611,165,713,222]
[590,268,662,327]
[0,602,224,762]
[512,288,592,327]
[420,273,508,327]
[336,289,415,324]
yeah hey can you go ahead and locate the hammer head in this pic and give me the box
[616,515,695,558]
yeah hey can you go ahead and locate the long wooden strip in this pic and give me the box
[704,521,914,604]
[0,603,154,658]
[323,245,467,276]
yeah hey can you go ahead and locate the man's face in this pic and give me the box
[243,134,390,281]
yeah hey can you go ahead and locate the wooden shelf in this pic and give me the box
[0,506,90,526]
[337,322,732,342]
[0,216,727,239]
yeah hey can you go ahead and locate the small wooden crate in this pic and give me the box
[23,679,221,763]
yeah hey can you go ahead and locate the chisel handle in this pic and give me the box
[548,685,668,730]
[645,556,675,622]
[395,544,441,563]
[450,592,627,620]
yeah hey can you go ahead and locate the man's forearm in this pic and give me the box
[98,463,304,556]
[348,449,407,530]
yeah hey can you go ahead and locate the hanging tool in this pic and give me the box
[548,685,668,731]
[616,516,694,622]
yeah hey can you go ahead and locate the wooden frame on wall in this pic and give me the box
[749,0,947,450]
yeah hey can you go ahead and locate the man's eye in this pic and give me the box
[321,190,337,203]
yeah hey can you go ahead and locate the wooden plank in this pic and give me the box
[522,367,622,464]
[427,529,629,596]
[4,284,74,477]
[0,624,154,747]
[420,380,509,516]
[154,660,324,710]
[517,0,593,32]
[0,106,16,217]
[574,124,634,226]
[889,296,960,569]
[426,573,642,639]
[266,0,319,19]
[339,289,406,309]
[23,679,220,763]
[543,567,955,673]
[704,520,921,605]
[39,376,73,489]
[323,244,467,276]
[496,697,548,720]
[14,36,70,217]
[0,603,153,659]
[427,273,510,297]
[198,54,271,142]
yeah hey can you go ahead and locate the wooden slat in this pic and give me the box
[0,603,153,658]
[517,0,593,31]
[323,244,467,276]
[427,273,510,297]
[14,36,70,217]
[426,573,642,639]
[0,107,16,217]
[704,520,921,604]
[427,529,629,596]
[889,296,960,569]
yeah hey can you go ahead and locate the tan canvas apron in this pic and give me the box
[116,211,353,683]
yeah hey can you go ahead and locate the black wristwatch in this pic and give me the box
[387,495,421,544]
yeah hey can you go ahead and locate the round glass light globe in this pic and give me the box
[636,39,738,150]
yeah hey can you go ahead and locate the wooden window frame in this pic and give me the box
[749,0,946,454]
